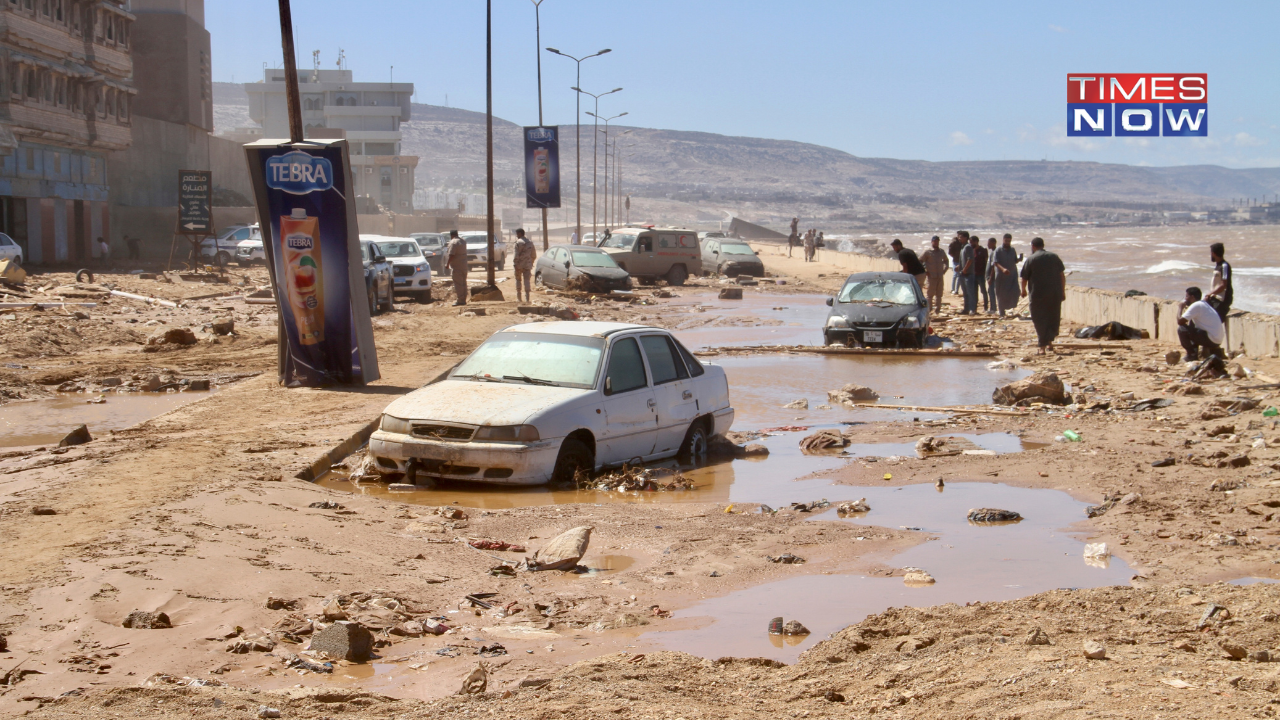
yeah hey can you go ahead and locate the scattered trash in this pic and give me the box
[1083,543,1110,568]
[308,501,343,510]
[478,643,507,658]
[986,359,1018,371]
[1061,430,1081,442]
[765,553,806,564]
[761,425,809,432]
[469,539,527,553]
[718,288,743,300]
[783,398,809,410]
[1073,321,1146,340]
[583,464,693,492]
[1130,398,1174,412]
[967,508,1022,524]
[283,654,332,673]
[528,526,593,571]
[1264,406,1278,417]
[837,498,871,515]
[799,429,848,453]
[789,499,829,512]
[489,565,517,577]
[768,616,784,635]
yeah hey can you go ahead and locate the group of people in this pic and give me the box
[442,228,538,307]
[787,217,824,261]
[1176,242,1233,364]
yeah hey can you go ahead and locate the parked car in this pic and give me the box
[202,224,259,266]
[410,232,448,273]
[823,271,929,348]
[697,231,727,242]
[700,238,765,277]
[459,231,507,270]
[597,226,701,286]
[369,321,735,485]
[0,232,22,266]
[358,238,395,314]
[365,235,432,303]
[535,244,632,292]
[235,231,265,266]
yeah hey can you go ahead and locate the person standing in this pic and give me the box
[570,230,579,246]
[991,233,1021,317]
[444,230,470,306]
[1207,242,1232,322]
[984,237,998,314]
[1177,286,1225,362]
[125,234,140,261]
[1019,237,1066,354]
[920,235,949,313]
[958,235,979,314]
[816,231,825,249]
[890,239,927,293]
[803,229,816,262]
[512,228,536,303]
[948,231,968,294]
[96,236,110,265]
[975,237,990,313]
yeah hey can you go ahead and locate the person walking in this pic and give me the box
[920,235,949,314]
[96,236,110,266]
[1207,242,1232,322]
[890,239,927,293]
[803,229,816,262]
[948,231,967,294]
[991,233,1021,317]
[1177,286,1225,363]
[1019,237,1066,354]
[570,230,579,246]
[975,237,990,313]
[958,235,979,314]
[444,230,470,306]
[512,228,536,303]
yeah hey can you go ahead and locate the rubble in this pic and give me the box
[827,383,880,405]
[529,526,593,571]
[800,428,848,453]
[966,508,1022,523]
[765,553,806,564]
[309,621,374,662]
[902,568,936,586]
[837,498,871,515]
[121,611,171,629]
[992,371,1067,405]
[1083,640,1107,660]
[58,424,91,447]
[583,465,694,492]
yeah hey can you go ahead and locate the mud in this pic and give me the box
[0,391,217,448]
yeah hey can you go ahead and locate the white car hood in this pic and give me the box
[383,379,588,426]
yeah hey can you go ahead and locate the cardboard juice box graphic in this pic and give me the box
[534,147,550,194]
[281,208,324,345]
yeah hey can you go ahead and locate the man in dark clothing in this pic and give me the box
[890,239,927,292]
[948,231,967,295]
[1019,237,1066,354]
[974,239,990,312]
[1207,242,1232,322]
[958,235,980,315]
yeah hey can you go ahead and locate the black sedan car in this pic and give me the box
[823,272,929,348]
[700,238,765,277]
[535,244,632,292]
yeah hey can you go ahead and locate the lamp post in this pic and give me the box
[612,131,632,225]
[575,88,621,244]
[484,0,496,288]
[546,48,610,244]
[530,1,549,250]
[588,112,626,232]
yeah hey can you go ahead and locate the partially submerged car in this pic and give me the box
[370,322,735,485]
[700,238,764,277]
[535,244,632,292]
[824,271,929,348]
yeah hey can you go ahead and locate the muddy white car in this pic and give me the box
[370,322,734,485]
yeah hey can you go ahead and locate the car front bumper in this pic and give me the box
[720,262,764,277]
[369,430,563,486]
[825,326,922,347]
[393,270,433,291]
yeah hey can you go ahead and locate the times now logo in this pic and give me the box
[1067,74,1207,137]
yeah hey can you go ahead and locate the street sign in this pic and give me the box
[178,170,212,233]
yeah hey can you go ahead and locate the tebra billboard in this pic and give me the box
[523,126,562,209]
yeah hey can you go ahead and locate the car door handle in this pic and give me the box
[682,391,692,400]
[646,398,656,409]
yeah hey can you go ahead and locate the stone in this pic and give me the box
[460,663,488,694]
[1218,454,1251,469]
[1173,640,1195,652]
[903,568,936,586]
[837,498,871,515]
[322,598,348,621]
[993,372,1067,406]
[828,383,880,404]
[187,379,211,391]
[210,318,235,335]
[1119,492,1140,505]
[0,633,6,652]
[742,444,770,457]
[895,636,936,652]
[800,428,848,453]
[140,375,165,392]
[1207,424,1236,437]
[58,424,91,447]
[531,526,593,571]
[967,508,1022,523]
[1025,627,1051,646]
[718,288,743,300]
[782,620,810,635]
[309,620,373,662]
[1165,350,1182,366]
[158,328,197,345]
[264,597,298,611]
[471,286,504,302]
[122,610,172,629]
[1247,649,1271,663]
[1221,641,1248,660]
[30,506,56,516]
[783,398,809,410]
[1082,640,1106,660]
[100,377,122,387]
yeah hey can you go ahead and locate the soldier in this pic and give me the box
[444,230,470,306]
[512,228,537,303]
[920,235,949,314]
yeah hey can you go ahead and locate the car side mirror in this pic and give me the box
[564,260,571,270]
[373,254,386,263]
[826,297,834,306]
[604,376,613,395]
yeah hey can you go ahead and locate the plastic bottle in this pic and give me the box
[1264,407,1279,417]
[1062,430,1081,442]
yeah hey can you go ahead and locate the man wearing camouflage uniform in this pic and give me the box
[512,228,537,303]
[444,230,469,306]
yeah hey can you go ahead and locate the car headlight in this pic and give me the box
[901,316,920,328]
[473,425,540,442]
[381,415,412,434]
[826,316,849,329]
[414,264,428,273]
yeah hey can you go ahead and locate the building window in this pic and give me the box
[25,148,34,170]
[53,153,61,174]
[54,0,62,22]
[41,0,48,16]
[120,94,128,120]
[25,69,36,99]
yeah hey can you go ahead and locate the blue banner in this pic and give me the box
[523,126,561,209]
[246,140,379,387]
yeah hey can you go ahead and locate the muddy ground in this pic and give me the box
[2,249,1279,718]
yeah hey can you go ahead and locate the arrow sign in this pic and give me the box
[177,169,212,234]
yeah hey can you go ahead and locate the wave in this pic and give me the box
[1145,260,1205,274]
[1235,267,1280,277]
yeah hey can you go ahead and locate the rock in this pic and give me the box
[30,506,56,516]
[322,598,347,621]
[1197,604,1230,629]
[1025,627,1051,646]
[187,379,211,391]
[1205,533,1238,547]
[258,707,281,719]
[58,424,91,447]
[1248,649,1271,663]
[743,443,769,457]
[1207,424,1236,437]
[548,303,578,320]
[140,375,165,392]
[824,690,845,702]
[264,597,298,611]
[782,620,810,636]
[903,568,936,586]
[837,498,871,515]
[1165,350,1182,366]
[783,398,809,410]
[122,610,172,629]
[0,633,6,652]
[993,372,1066,406]
[1227,362,1248,379]
[828,383,880,404]
[100,377,122,387]
[161,328,197,345]
[391,620,425,637]
[718,288,743,300]
[1174,640,1195,652]
[1151,457,1175,467]
[895,636,936,652]
[652,289,673,299]
[460,663,488,694]
[766,553,806,564]
[1221,641,1248,660]
[309,620,373,662]
[1209,478,1241,492]
[1082,640,1107,660]
[210,318,234,335]
[967,508,1022,523]
[531,526,593,571]
[1219,454,1251,469]
[1200,406,1229,421]
[1173,383,1204,395]
[1119,492,1140,505]
[437,506,468,520]
[800,428,848,453]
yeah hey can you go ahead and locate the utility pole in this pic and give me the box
[273,0,302,371]
[577,91,621,244]
[531,1,549,250]
[547,48,610,244]
[484,0,496,287]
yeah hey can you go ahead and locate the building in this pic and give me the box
[0,0,136,264]
[245,68,418,212]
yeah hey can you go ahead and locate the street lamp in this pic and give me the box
[530,1,549,250]
[546,47,610,244]
[575,88,622,243]
[589,112,626,230]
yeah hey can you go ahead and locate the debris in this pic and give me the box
[283,654,332,673]
[469,539,528,553]
[1130,397,1174,412]
[227,636,276,654]
[1073,321,1146,340]
[147,327,197,346]
[768,617,785,635]
[1083,543,1110,561]
[1061,430,1081,442]
[1160,678,1193,689]
[824,690,845,702]
[1197,604,1230,629]
[782,620,810,635]
[122,611,171,629]
[459,663,488,695]
[743,443,769,457]
[789,499,829,512]
[800,428,848,453]
[1025,627,1051,646]
[718,288,743,300]
[308,501,343,510]
[30,506,56,516]
[827,383,880,404]
[187,379,210,391]
[783,398,809,410]
[967,508,1022,523]
[765,553,806,564]
[1220,641,1248,660]
[309,621,374,662]
[58,424,92,447]
[438,507,468,520]
[1205,533,1238,547]
[529,526,592,571]
[987,359,1018,371]
[585,464,694,492]
[1208,478,1241,492]
[1082,640,1107,660]
[837,498,871,515]
[478,643,507,658]
[1152,457,1175,467]
[210,318,235,335]
[264,597,299,611]
[258,707,282,719]
[902,568,936,586]
[993,371,1067,406]
[489,565,517,577]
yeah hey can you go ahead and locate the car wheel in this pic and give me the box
[678,420,709,460]
[551,437,593,484]
[216,251,231,267]
[380,284,394,313]
[666,265,688,286]
[420,288,432,303]
[367,284,378,315]
[499,258,506,271]
[534,272,544,287]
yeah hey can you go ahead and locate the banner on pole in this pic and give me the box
[245,139,379,387]
[523,126,561,209]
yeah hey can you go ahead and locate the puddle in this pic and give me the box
[0,392,216,448]
[668,293,833,349]
[1229,577,1278,586]
[573,554,635,576]
[650,482,1134,662]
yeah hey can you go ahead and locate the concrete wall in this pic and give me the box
[130,10,213,131]
[112,205,257,260]
[753,244,1280,358]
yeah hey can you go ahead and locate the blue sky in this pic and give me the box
[209,0,1279,168]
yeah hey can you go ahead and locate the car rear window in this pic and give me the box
[639,335,687,385]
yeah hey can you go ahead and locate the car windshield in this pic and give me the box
[721,243,754,255]
[452,332,604,389]
[377,242,424,258]
[571,251,619,268]
[838,279,918,305]
[599,233,636,249]
[415,236,444,248]
[464,236,490,246]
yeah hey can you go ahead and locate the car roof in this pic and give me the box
[498,320,661,338]
[551,244,603,251]
[843,271,915,282]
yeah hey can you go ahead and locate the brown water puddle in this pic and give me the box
[666,293,833,349]
[0,391,217,448]
[648,481,1134,662]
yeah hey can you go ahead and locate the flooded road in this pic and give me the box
[667,293,832,349]
[0,391,216,447]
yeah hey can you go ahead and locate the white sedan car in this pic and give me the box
[0,232,23,265]
[370,322,735,485]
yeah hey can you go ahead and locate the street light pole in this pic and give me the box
[612,130,632,225]
[484,0,495,287]
[546,48,610,244]
[530,1,549,250]
[576,90,621,244]
[588,112,626,233]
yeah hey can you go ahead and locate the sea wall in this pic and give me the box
[753,244,1280,357]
